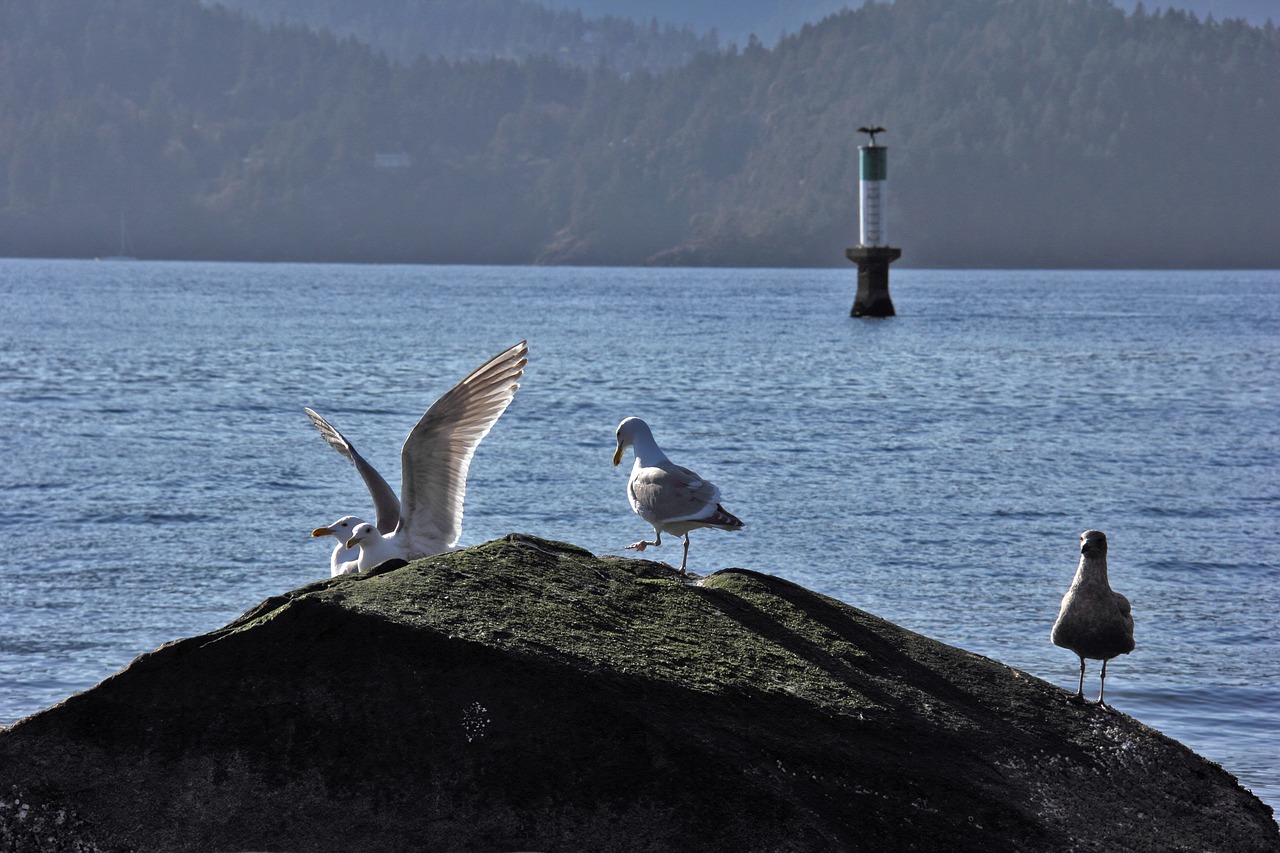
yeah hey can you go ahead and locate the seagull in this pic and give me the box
[1051,530,1135,707]
[342,521,406,573]
[612,416,743,575]
[311,514,369,576]
[309,340,528,575]
[857,125,886,145]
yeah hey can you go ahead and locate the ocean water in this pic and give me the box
[1,259,1276,815]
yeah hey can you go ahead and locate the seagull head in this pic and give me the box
[1079,529,1108,558]
[613,416,649,466]
[344,522,380,551]
[312,515,366,541]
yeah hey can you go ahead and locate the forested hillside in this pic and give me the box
[207,0,719,73]
[2,0,1277,267]
[558,0,1277,37]
[208,1,1279,65]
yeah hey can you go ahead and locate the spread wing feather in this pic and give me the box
[398,341,528,551]
[304,407,401,534]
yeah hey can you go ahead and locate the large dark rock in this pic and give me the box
[1,535,1275,852]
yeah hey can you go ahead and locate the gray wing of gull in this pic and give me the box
[629,462,723,524]
[304,407,401,534]
[398,340,528,550]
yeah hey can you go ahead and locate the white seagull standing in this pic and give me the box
[309,340,528,575]
[1051,529,1136,707]
[612,416,743,575]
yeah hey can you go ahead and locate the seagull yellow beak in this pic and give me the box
[612,445,624,466]
[345,536,359,550]
[312,527,333,538]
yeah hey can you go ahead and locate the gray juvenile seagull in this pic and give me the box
[612,416,744,574]
[1051,529,1135,707]
[309,340,528,575]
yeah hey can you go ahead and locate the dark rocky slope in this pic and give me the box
[1,535,1275,852]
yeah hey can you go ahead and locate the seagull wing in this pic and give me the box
[397,341,528,551]
[629,463,723,525]
[304,407,401,534]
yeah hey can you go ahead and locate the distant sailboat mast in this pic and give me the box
[99,212,136,261]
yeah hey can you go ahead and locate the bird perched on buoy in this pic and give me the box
[612,416,743,575]
[1051,530,1135,707]
[857,125,886,145]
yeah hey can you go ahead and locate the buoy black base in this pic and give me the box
[846,246,902,317]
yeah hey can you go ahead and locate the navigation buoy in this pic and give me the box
[847,128,901,317]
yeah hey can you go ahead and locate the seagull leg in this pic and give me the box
[678,533,691,575]
[1069,658,1087,703]
[626,530,661,553]
[1091,658,1111,708]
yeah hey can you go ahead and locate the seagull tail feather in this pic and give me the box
[708,504,745,531]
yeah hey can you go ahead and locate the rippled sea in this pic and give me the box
[2,260,1277,814]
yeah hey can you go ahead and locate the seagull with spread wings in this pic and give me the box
[309,340,527,575]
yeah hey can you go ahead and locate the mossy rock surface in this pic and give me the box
[0,534,1275,852]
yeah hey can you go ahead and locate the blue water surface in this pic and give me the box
[1,260,1276,813]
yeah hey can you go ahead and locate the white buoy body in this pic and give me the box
[858,145,888,247]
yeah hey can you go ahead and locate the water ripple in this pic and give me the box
[0,260,1276,815]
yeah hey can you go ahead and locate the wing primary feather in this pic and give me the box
[304,407,354,460]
